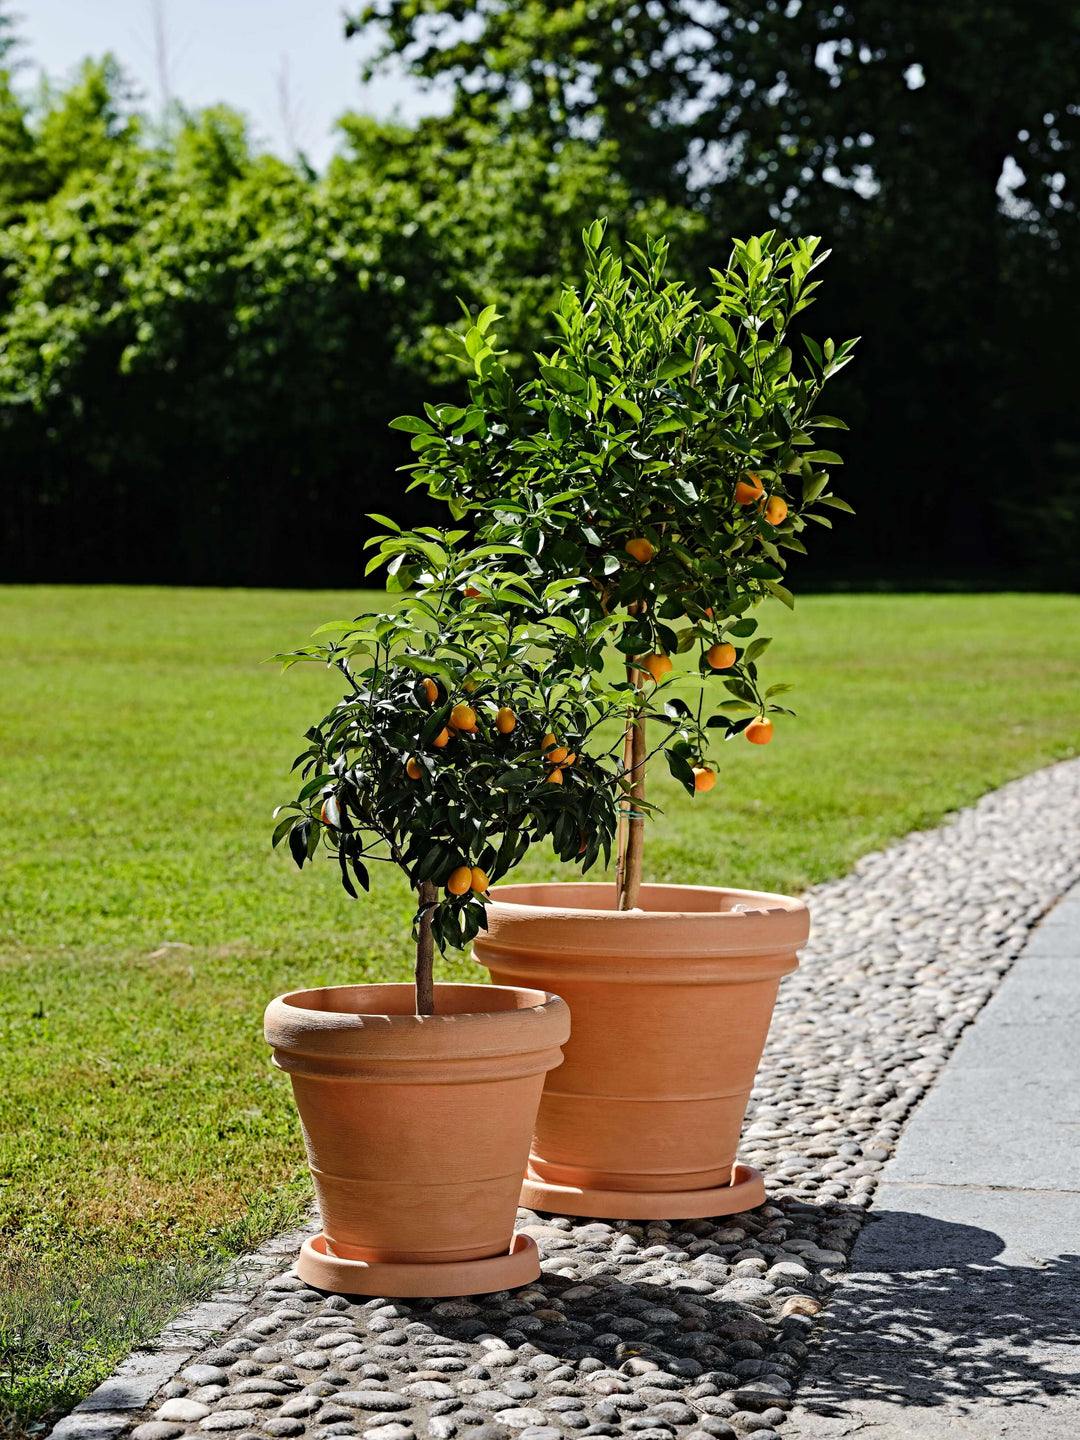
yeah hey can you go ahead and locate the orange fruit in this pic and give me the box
[541,732,566,761]
[563,752,577,767]
[405,757,422,780]
[734,471,765,504]
[449,703,477,732]
[432,728,451,748]
[706,642,736,670]
[470,867,489,893]
[625,537,655,563]
[496,707,516,734]
[746,716,774,745]
[547,768,564,785]
[641,652,673,683]
[320,796,341,827]
[446,866,472,896]
[692,766,717,792]
[421,677,438,703]
[763,495,788,525]
[463,586,481,598]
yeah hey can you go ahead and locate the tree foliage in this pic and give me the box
[388,222,856,900]
[273,527,622,997]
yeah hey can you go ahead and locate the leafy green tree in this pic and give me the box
[273,530,621,1009]
[389,223,857,907]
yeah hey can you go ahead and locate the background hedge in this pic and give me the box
[2,1,1078,587]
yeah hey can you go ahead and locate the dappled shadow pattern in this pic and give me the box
[798,1211,1080,1422]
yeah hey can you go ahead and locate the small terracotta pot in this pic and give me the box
[473,883,809,1218]
[264,981,570,1293]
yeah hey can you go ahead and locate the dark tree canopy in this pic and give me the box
[353,0,1080,582]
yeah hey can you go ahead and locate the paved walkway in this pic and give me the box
[790,882,1080,1439]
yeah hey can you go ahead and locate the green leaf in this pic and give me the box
[723,677,757,703]
[310,619,355,635]
[666,748,697,797]
[655,355,694,382]
[475,304,499,334]
[811,415,849,429]
[338,850,358,899]
[609,394,643,423]
[743,636,771,663]
[801,473,828,505]
[298,773,330,802]
[802,450,844,464]
[389,415,434,434]
[288,819,311,869]
[764,579,795,610]
[817,495,856,513]
[540,364,588,395]
[549,407,571,445]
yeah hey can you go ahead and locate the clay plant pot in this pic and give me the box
[473,882,809,1219]
[264,981,570,1295]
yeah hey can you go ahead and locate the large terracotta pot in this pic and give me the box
[473,883,809,1219]
[264,981,570,1294]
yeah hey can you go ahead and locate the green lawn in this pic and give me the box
[1,585,1078,1425]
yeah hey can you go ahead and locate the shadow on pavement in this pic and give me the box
[797,1209,1080,1423]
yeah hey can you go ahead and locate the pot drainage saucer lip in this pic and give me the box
[295,1230,540,1297]
[520,1161,766,1220]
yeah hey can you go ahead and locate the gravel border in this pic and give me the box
[48,757,1080,1440]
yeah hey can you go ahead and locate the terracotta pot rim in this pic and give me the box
[264,981,570,1069]
[486,880,806,920]
[272,980,553,1023]
[475,882,809,973]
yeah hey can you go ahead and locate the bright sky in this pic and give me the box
[16,0,445,167]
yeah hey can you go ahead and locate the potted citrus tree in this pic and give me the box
[387,223,858,1218]
[265,531,620,1292]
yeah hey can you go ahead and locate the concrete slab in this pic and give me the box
[866,1181,1080,1268]
[789,884,1080,1439]
[976,979,1080,1022]
[152,1300,248,1349]
[75,1349,196,1412]
[1029,899,1080,928]
[885,1061,1080,1191]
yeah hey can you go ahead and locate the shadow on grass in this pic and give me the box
[0,1187,310,1440]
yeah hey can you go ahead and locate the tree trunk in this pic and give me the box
[615,664,647,912]
[415,879,437,1016]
